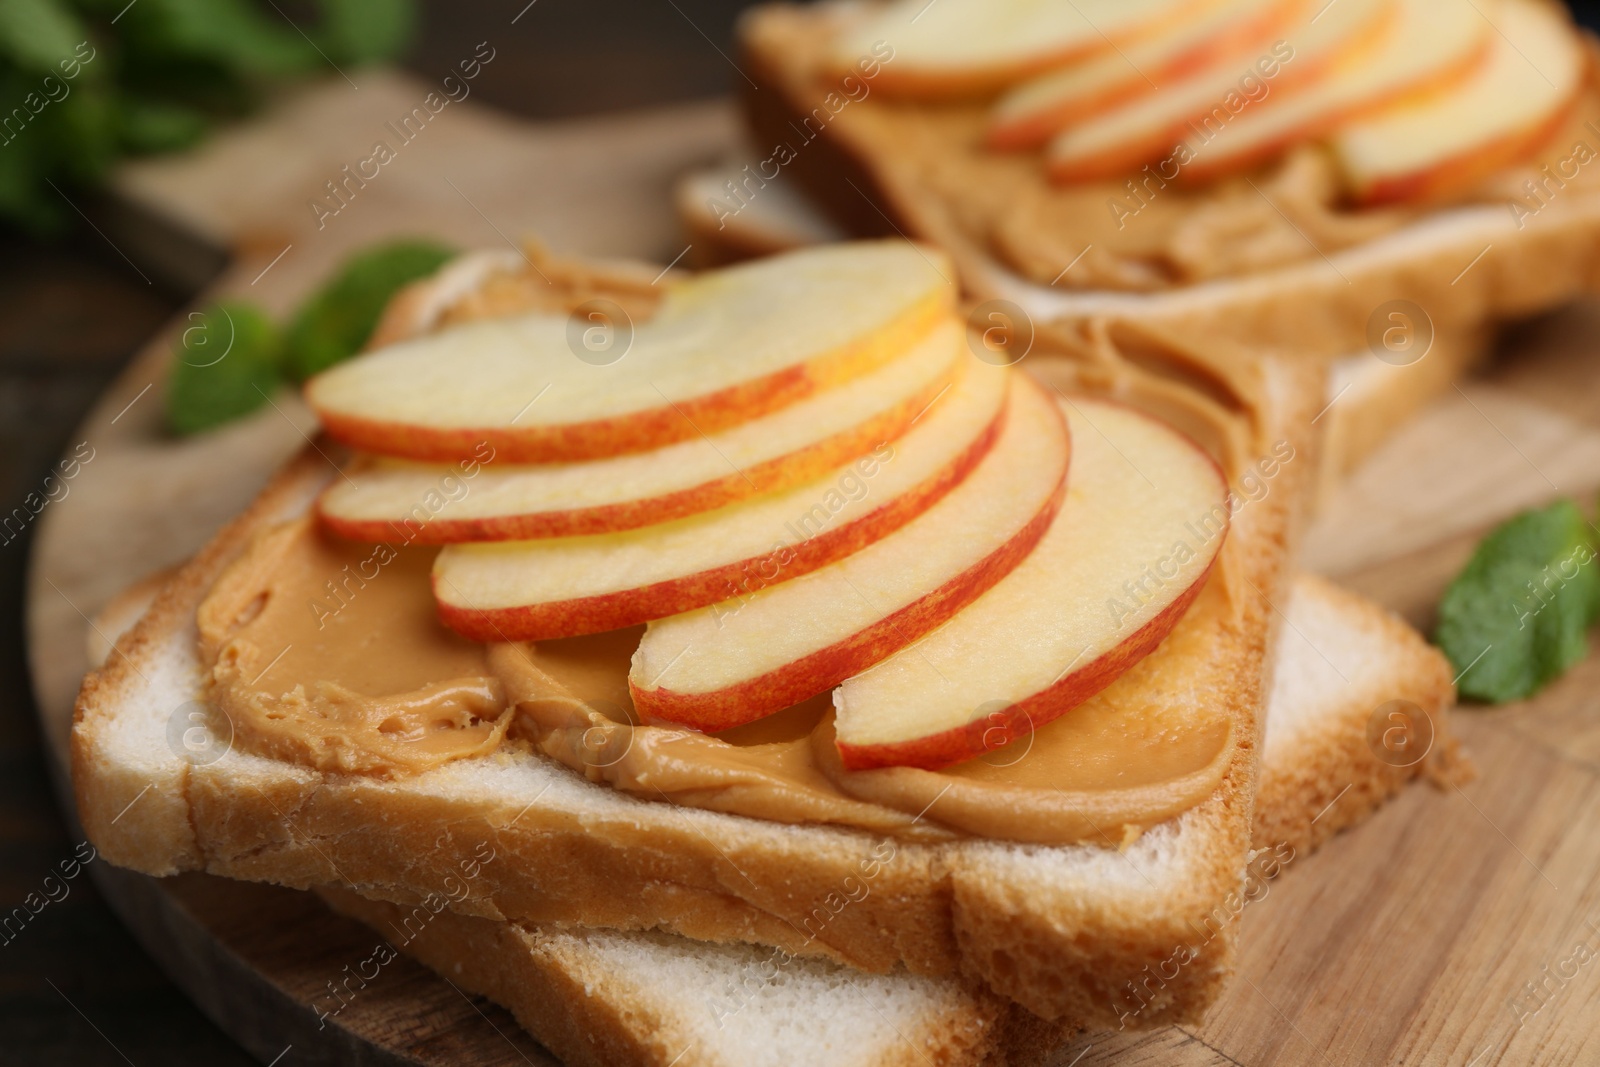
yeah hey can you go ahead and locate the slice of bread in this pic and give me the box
[675,156,1496,487]
[71,248,1325,1029]
[316,573,1462,1067]
[319,889,1063,1067]
[677,162,849,268]
[87,569,1462,1067]
[736,2,1600,359]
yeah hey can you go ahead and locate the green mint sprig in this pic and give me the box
[165,237,455,435]
[1435,498,1600,703]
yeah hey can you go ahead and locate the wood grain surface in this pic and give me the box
[27,72,1600,1067]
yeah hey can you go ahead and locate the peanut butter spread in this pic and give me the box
[750,8,1600,291]
[198,521,512,776]
[197,361,1252,845]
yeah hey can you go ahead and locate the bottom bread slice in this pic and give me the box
[311,572,1461,1067]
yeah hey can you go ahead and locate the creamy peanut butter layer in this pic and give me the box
[196,346,1270,849]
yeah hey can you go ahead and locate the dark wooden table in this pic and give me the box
[0,240,259,1066]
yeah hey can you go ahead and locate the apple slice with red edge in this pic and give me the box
[630,370,1066,730]
[432,352,1011,641]
[1175,0,1495,185]
[1043,0,1392,182]
[833,395,1228,771]
[317,319,964,542]
[830,0,1200,100]
[987,0,1300,151]
[306,241,953,464]
[1329,0,1586,206]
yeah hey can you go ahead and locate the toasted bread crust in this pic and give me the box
[72,446,335,878]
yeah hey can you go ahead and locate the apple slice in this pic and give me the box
[432,358,1012,641]
[630,374,1068,730]
[317,320,964,542]
[987,0,1300,150]
[833,396,1228,771]
[1176,0,1495,184]
[1043,0,1392,182]
[306,241,953,463]
[830,0,1199,100]
[1331,0,1586,205]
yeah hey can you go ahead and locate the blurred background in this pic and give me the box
[1,0,1598,1061]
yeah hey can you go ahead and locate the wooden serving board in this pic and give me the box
[28,72,1600,1067]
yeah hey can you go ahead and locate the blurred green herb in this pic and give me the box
[1436,498,1600,703]
[282,238,455,380]
[166,300,281,434]
[167,237,455,434]
[0,0,415,232]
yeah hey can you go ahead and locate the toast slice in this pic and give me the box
[735,2,1600,358]
[88,568,1462,1067]
[675,156,1495,487]
[317,572,1464,1067]
[72,250,1324,1029]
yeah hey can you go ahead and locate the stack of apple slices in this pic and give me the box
[309,243,1230,770]
[840,0,1587,204]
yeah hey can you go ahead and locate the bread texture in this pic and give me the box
[677,161,849,268]
[319,571,1462,1067]
[72,248,1324,1029]
[86,566,1461,1067]
[322,890,1059,1067]
[1255,574,1471,856]
[735,2,1600,358]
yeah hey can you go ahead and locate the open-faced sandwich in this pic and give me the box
[72,241,1465,1062]
[724,0,1600,355]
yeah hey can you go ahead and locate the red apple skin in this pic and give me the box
[1045,2,1399,184]
[316,363,956,544]
[986,0,1302,152]
[1351,74,1586,207]
[310,293,949,464]
[632,409,1068,729]
[1176,31,1494,187]
[433,397,1009,642]
[835,551,1220,771]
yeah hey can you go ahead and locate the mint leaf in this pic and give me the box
[1436,499,1600,703]
[166,301,282,435]
[282,239,456,381]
